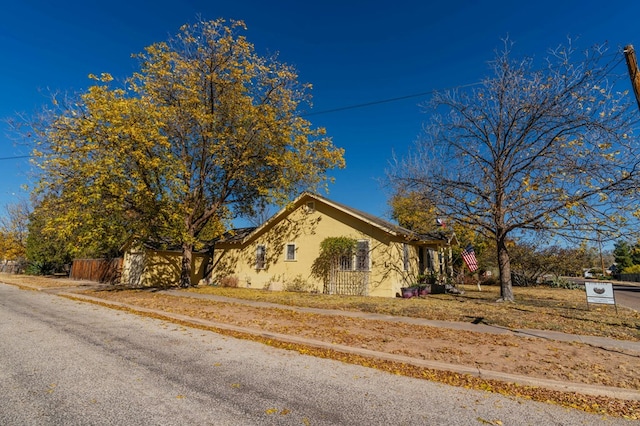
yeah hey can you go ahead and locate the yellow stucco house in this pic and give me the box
[211,192,456,298]
[121,241,211,288]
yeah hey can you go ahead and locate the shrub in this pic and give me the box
[546,277,582,290]
[219,275,239,288]
[511,272,537,287]
[25,261,55,276]
[283,275,312,292]
[480,276,497,286]
[622,264,640,274]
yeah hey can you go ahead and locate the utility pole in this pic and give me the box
[624,45,640,111]
[597,232,606,277]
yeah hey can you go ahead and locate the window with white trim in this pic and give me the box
[306,201,315,213]
[338,240,370,271]
[285,243,296,261]
[255,244,266,269]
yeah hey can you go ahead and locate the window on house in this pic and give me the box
[426,249,434,272]
[339,253,353,271]
[306,201,315,213]
[403,243,410,272]
[256,244,266,269]
[285,243,296,261]
[355,240,370,271]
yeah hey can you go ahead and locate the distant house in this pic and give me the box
[210,192,456,298]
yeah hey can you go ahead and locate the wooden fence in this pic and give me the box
[70,258,122,284]
[0,260,25,274]
[618,273,640,283]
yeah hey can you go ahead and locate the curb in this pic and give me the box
[59,290,640,401]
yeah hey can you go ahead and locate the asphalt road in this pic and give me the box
[613,284,640,311]
[0,283,635,425]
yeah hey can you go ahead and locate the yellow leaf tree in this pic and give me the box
[389,188,490,273]
[29,19,345,287]
[389,189,439,235]
[0,201,30,264]
[390,41,640,302]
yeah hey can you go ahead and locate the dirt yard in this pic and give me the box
[83,289,640,391]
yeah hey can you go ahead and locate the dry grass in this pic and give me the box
[187,284,640,341]
[3,272,638,340]
[0,273,92,289]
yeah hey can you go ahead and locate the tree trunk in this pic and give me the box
[180,242,193,288]
[496,235,514,302]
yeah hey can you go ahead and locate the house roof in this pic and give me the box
[121,234,217,253]
[313,192,453,244]
[215,227,257,244]
[215,192,456,246]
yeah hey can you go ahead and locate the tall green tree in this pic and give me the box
[26,191,126,264]
[614,240,634,270]
[390,41,640,302]
[25,200,73,273]
[629,240,640,266]
[28,19,344,287]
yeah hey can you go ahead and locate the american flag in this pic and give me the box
[461,245,478,272]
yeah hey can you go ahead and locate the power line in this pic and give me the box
[304,60,629,117]
[0,84,484,162]
[302,82,482,117]
[1,49,628,161]
[0,155,31,161]
[302,49,628,117]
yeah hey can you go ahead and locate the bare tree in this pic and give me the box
[390,41,640,302]
[0,200,30,261]
[244,202,276,228]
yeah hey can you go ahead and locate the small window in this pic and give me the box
[285,243,296,261]
[355,240,370,271]
[256,244,266,269]
[403,243,410,272]
[306,201,315,212]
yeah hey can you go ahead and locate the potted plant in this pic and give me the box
[431,282,446,294]
[401,287,414,298]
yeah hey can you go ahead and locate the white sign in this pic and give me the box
[584,282,615,305]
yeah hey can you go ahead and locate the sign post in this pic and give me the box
[584,281,617,314]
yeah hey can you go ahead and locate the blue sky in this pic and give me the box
[1,0,639,223]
